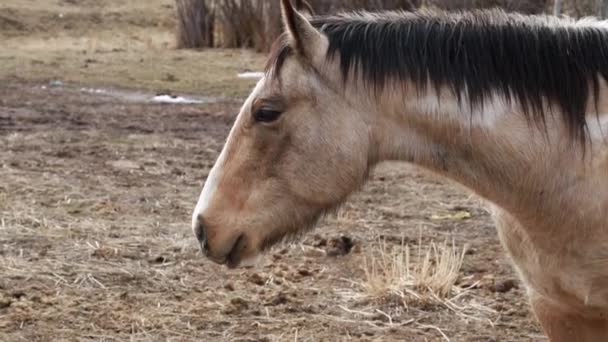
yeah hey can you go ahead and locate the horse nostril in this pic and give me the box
[194,216,209,255]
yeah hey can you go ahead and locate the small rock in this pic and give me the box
[0,294,12,309]
[11,292,25,300]
[92,248,113,259]
[248,273,266,286]
[224,283,235,291]
[285,305,303,313]
[493,279,518,293]
[230,297,249,310]
[327,236,355,257]
[171,167,185,176]
[298,269,312,277]
[313,235,327,247]
[151,256,169,264]
[266,293,289,306]
[163,73,179,82]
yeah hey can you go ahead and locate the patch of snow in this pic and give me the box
[107,160,141,171]
[80,88,108,94]
[237,71,265,79]
[152,94,204,104]
[43,84,213,105]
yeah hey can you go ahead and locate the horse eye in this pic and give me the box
[254,109,282,123]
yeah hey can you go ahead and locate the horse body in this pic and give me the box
[192,2,608,339]
[376,67,608,327]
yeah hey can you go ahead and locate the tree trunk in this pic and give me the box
[175,0,214,49]
[553,0,562,15]
[599,0,608,18]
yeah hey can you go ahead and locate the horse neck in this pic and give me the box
[358,82,585,227]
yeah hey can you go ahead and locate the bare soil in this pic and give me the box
[0,1,545,341]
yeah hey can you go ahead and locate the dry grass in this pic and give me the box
[326,235,499,341]
[0,46,263,97]
[0,168,212,340]
[0,82,537,339]
[1,1,540,339]
[0,0,174,12]
[362,237,466,301]
[347,236,498,337]
[0,0,265,97]
[0,191,6,211]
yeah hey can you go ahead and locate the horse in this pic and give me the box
[192,1,608,340]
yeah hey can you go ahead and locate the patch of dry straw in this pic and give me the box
[336,236,498,340]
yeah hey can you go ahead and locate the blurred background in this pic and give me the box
[0,0,603,341]
[176,0,606,52]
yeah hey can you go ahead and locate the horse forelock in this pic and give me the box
[265,33,294,81]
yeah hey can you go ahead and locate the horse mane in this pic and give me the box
[265,33,293,81]
[268,9,608,141]
[317,9,608,141]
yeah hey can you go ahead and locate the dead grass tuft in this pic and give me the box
[362,237,466,301]
[352,236,497,329]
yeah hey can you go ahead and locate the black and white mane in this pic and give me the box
[268,9,608,140]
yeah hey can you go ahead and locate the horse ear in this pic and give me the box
[294,0,315,18]
[280,0,322,59]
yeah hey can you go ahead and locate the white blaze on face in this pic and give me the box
[191,77,268,233]
[192,145,228,232]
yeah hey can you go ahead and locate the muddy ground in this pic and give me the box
[0,1,544,341]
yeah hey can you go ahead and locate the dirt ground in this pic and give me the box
[0,1,545,341]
